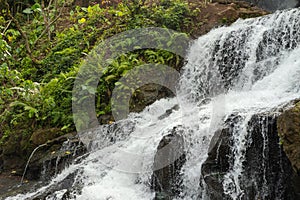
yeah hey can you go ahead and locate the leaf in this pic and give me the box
[116,11,124,17]
[31,3,41,12]
[23,8,33,14]
[10,101,26,107]
[105,75,116,82]
[61,124,70,131]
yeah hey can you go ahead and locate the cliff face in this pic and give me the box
[151,103,300,199]
[278,101,300,176]
[202,113,300,199]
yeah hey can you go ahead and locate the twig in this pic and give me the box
[2,19,12,35]
[33,0,66,45]
[5,2,40,64]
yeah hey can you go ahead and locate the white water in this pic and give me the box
[6,9,300,200]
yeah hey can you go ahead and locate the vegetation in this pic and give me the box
[0,0,198,145]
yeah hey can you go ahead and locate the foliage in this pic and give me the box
[0,0,193,144]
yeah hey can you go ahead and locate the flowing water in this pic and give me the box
[6,8,300,200]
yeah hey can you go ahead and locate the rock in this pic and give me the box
[236,0,299,12]
[243,114,299,199]
[0,132,87,199]
[277,101,300,175]
[25,133,87,181]
[158,104,179,120]
[0,130,86,181]
[30,128,62,146]
[0,129,30,172]
[217,7,239,20]
[130,84,175,113]
[98,114,114,125]
[129,0,268,112]
[151,127,186,199]
[189,0,267,38]
[202,113,300,199]
[201,115,239,200]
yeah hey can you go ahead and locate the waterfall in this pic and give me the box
[6,8,300,200]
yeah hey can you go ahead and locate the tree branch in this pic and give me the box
[33,0,66,46]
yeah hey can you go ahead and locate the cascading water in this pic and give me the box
[6,8,300,200]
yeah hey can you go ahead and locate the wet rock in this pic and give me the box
[0,132,87,199]
[158,104,179,120]
[151,128,186,199]
[278,101,300,175]
[242,114,298,199]
[25,133,87,181]
[201,115,239,200]
[202,113,300,199]
[30,172,80,200]
[130,84,175,113]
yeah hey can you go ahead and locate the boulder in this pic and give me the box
[151,127,186,199]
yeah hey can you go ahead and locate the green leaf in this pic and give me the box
[23,8,33,14]
[105,75,117,82]
[31,3,41,12]
[61,124,71,131]
[10,101,26,107]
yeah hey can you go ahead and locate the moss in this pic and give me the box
[30,128,62,146]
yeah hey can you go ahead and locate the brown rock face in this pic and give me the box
[188,0,268,38]
[277,101,300,175]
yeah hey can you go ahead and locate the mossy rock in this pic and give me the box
[30,128,62,146]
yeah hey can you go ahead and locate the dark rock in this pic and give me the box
[30,172,80,200]
[202,115,240,200]
[158,104,179,120]
[98,114,114,125]
[0,132,87,199]
[242,114,298,199]
[0,129,31,172]
[202,113,300,199]
[130,84,175,113]
[151,127,186,199]
[25,133,87,181]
